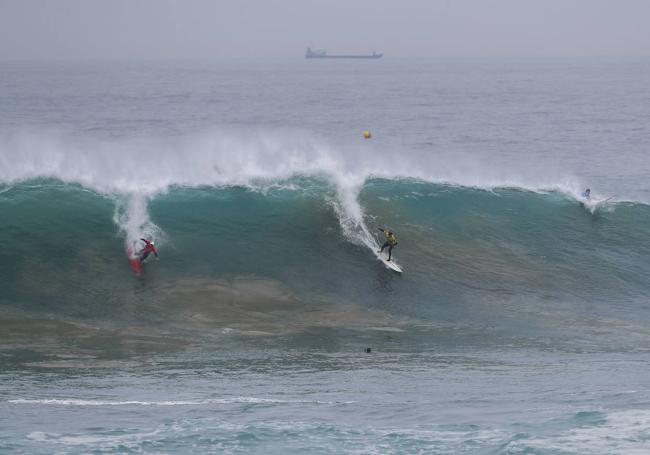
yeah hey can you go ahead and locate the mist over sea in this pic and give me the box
[1,58,650,454]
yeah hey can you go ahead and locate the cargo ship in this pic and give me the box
[305,48,383,59]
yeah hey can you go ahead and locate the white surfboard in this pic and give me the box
[374,250,403,273]
[360,229,403,273]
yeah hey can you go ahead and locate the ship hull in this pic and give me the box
[306,54,382,59]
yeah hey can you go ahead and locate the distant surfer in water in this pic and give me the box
[138,238,158,264]
[581,188,591,200]
[378,228,398,261]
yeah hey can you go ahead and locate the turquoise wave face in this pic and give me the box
[2,178,650,346]
[361,179,650,304]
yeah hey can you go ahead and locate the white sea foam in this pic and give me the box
[27,429,163,449]
[8,397,349,406]
[112,194,164,252]
[21,408,650,453]
[505,409,650,455]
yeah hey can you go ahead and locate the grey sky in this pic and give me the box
[1,0,649,60]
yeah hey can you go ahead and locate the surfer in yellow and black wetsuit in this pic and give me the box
[378,228,398,261]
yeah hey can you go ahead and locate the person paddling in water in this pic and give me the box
[138,238,158,264]
[378,228,398,261]
[581,188,591,200]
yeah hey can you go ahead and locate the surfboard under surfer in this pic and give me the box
[138,238,158,264]
[378,228,398,261]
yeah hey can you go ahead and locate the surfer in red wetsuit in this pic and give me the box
[138,238,158,264]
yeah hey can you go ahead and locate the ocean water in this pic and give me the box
[1,58,650,454]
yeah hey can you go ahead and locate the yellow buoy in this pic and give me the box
[363,130,372,139]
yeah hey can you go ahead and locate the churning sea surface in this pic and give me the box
[1,57,650,454]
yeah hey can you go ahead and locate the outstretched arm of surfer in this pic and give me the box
[378,227,385,233]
